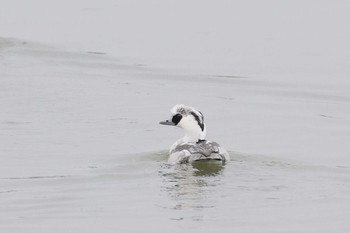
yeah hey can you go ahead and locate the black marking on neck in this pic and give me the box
[197,139,206,144]
[190,111,204,131]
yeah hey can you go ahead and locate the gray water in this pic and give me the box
[1,38,350,232]
[2,150,349,233]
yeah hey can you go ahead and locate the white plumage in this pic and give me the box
[160,104,230,164]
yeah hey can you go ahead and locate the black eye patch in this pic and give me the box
[172,114,182,125]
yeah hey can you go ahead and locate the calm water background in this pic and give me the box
[1,1,350,231]
[1,40,350,232]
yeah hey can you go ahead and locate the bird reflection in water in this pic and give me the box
[159,160,226,219]
[191,160,224,176]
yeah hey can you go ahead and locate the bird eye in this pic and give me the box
[172,114,182,125]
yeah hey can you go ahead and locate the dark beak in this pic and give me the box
[159,120,175,126]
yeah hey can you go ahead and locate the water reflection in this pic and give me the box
[191,160,224,176]
[159,161,226,219]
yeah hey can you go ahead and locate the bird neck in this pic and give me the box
[182,127,206,143]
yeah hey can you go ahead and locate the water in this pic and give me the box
[1,38,350,232]
[2,150,349,232]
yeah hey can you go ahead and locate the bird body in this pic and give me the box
[160,104,230,164]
